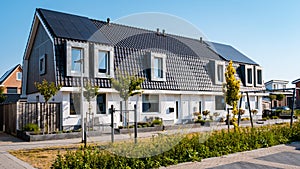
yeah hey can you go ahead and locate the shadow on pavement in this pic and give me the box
[0,132,23,144]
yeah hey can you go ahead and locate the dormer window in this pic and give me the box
[94,44,114,78]
[247,68,252,84]
[148,52,166,81]
[255,66,263,87]
[244,65,254,86]
[217,64,224,83]
[66,41,89,77]
[209,60,225,85]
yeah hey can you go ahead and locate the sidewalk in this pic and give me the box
[0,119,298,169]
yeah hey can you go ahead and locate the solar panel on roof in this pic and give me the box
[38,8,111,44]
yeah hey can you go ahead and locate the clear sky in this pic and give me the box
[1,0,299,86]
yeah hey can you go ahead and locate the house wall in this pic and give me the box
[26,89,263,129]
[2,67,22,94]
[296,82,300,107]
[26,23,55,94]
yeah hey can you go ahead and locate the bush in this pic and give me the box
[22,123,40,133]
[52,122,300,169]
[151,119,163,126]
[271,116,279,119]
[241,117,250,121]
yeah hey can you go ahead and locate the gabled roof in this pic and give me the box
[37,8,111,45]
[0,64,21,84]
[265,80,289,86]
[206,41,258,65]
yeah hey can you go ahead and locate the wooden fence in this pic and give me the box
[0,102,61,134]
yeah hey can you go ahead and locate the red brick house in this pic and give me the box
[292,78,300,108]
[0,64,22,94]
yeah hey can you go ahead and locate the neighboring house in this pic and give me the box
[21,8,265,129]
[265,80,293,108]
[292,78,300,108]
[0,64,22,94]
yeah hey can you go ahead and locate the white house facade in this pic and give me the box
[22,8,265,130]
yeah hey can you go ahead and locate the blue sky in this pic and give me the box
[1,0,299,86]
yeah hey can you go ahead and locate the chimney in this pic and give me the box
[162,29,166,36]
[200,37,203,43]
[107,18,110,25]
[156,28,160,35]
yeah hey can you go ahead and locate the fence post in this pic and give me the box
[16,102,19,131]
[134,105,137,144]
[246,92,253,128]
[110,105,114,143]
[290,88,296,128]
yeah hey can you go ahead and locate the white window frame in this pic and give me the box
[245,65,254,87]
[255,66,263,87]
[94,44,114,78]
[149,52,166,81]
[66,41,89,77]
[16,72,22,81]
[39,54,46,75]
[214,60,225,85]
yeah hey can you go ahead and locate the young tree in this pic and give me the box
[111,71,144,126]
[83,82,100,130]
[276,94,285,101]
[35,79,61,133]
[0,86,6,103]
[223,60,241,129]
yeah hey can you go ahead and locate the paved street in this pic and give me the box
[0,119,299,169]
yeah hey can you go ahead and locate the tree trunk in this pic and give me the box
[125,100,129,127]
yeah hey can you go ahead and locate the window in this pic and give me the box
[94,44,114,78]
[215,96,225,110]
[283,85,286,89]
[245,102,249,110]
[71,48,83,73]
[39,54,46,75]
[70,93,81,115]
[247,68,252,84]
[97,94,106,114]
[98,51,109,73]
[66,41,88,77]
[142,94,159,112]
[199,101,202,114]
[154,57,163,78]
[217,64,224,83]
[257,69,262,85]
[7,87,17,94]
[149,52,166,81]
[16,72,22,81]
[255,96,259,109]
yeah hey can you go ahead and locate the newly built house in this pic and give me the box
[21,8,265,129]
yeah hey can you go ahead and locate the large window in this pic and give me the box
[97,94,106,114]
[71,48,83,73]
[142,94,159,112]
[7,87,17,94]
[247,68,252,84]
[217,64,224,83]
[98,51,109,73]
[154,57,163,78]
[215,96,225,110]
[70,93,80,115]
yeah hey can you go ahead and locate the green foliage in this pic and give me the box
[110,71,144,101]
[269,94,277,101]
[223,60,241,117]
[52,122,300,169]
[34,79,61,102]
[83,83,100,102]
[151,119,163,126]
[0,86,6,103]
[22,123,40,133]
[276,94,285,101]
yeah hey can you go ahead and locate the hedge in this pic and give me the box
[52,122,300,169]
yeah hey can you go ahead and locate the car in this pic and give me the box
[271,106,290,112]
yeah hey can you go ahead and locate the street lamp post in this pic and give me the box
[75,58,86,146]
